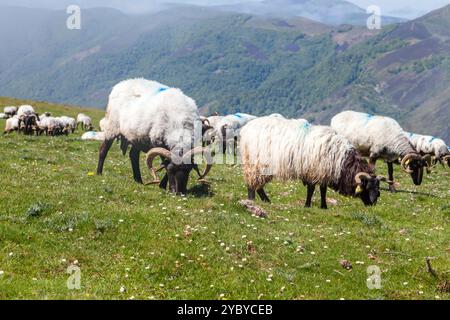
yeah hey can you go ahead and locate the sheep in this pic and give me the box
[407,132,450,168]
[99,117,107,132]
[202,115,223,146]
[3,106,17,117]
[36,117,68,136]
[77,114,93,131]
[96,78,213,194]
[16,105,39,135]
[3,116,19,134]
[240,117,385,209]
[216,113,257,154]
[331,111,430,192]
[58,116,77,133]
[0,113,8,119]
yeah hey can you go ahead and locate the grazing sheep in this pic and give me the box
[202,115,223,146]
[240,117,384,209]
[16,105,39,135]
[58,116,77,133]
[331,111,429,192]
[407,132,450,168]
[3,116,20,134]
[217,113,257,154]
[77,114,93,131]
[97,78,212,194]
[3,106,17,117]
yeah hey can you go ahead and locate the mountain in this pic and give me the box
[0,5,449,142]
[213,0,405,26]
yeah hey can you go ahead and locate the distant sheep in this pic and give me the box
[240,117,384,209]
[3,116,20,134]
[217,113,257,154]
[3,106,17,117]
[58,116,77,133]
[77,113,93,131]
[331,111,429,192]
[0,113,8,119]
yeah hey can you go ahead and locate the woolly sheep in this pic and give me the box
[17,105,35,117]
[97,78,212,194]
[3,106,17,117]
[77,114,93,131]
[331,111,429,192]
[407,132,450,167]
[4,115,20,134]
[0,113,7,119]
[58,116,77,133]
[240,117,384,209]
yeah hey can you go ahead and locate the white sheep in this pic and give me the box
[3,106,17,117]
[240,117,384,209]
[3,116,20,134]
[0,113,8,119]
[97,78,212,194]
[407,132,450,167]
[331,111,429,192]
[17,105,35,117]
[77,113,93,131]
[58,116,77,133]
[216,113,257,154]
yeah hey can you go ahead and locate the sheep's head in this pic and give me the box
[401,153,430,185]
[355,173,384,206]
[146,147,212,195]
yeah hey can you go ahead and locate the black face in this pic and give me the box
[408,159,426,185]
[165,162,194,195]
[358,178,381,206]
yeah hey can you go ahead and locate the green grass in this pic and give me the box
[0,97,449,300]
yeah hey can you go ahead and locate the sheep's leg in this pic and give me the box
[368,155,377,172]
[129,146,143,184]
[320,184,328,210]
[387,162,397,193]
[159,174,168,190]
[247,187,256,201]
[305,184,315,208]
[257,188,270,203]
[96,138,114,176]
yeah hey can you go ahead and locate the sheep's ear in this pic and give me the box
[355,185,364,195]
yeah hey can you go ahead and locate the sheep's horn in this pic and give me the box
[400,153,418,174]
[146,147,172,184]
[355,172,371,185]
[201,118,210,126]
[183,147,213,180]
[443,154,450,162]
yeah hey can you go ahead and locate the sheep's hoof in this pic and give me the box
[388,184,397,193]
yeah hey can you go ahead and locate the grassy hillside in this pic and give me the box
[0,99,449,300]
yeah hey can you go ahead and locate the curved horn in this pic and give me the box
[145,147,172,184]
[400,153,418,174]
[355,172,371,185]
[443,154,450,162]
[202,118,210,126]
[183,147,213,180]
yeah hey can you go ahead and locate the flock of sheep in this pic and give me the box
[94,78,449,208]
[2,78,449,209]
[1,105,93,136]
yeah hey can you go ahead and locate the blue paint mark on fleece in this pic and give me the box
[157,87,168,94]
[364,113,374,126]
[234,113,243,119]
[409,132,414,138]
[300,121,311,132]
[429,136,436,143]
